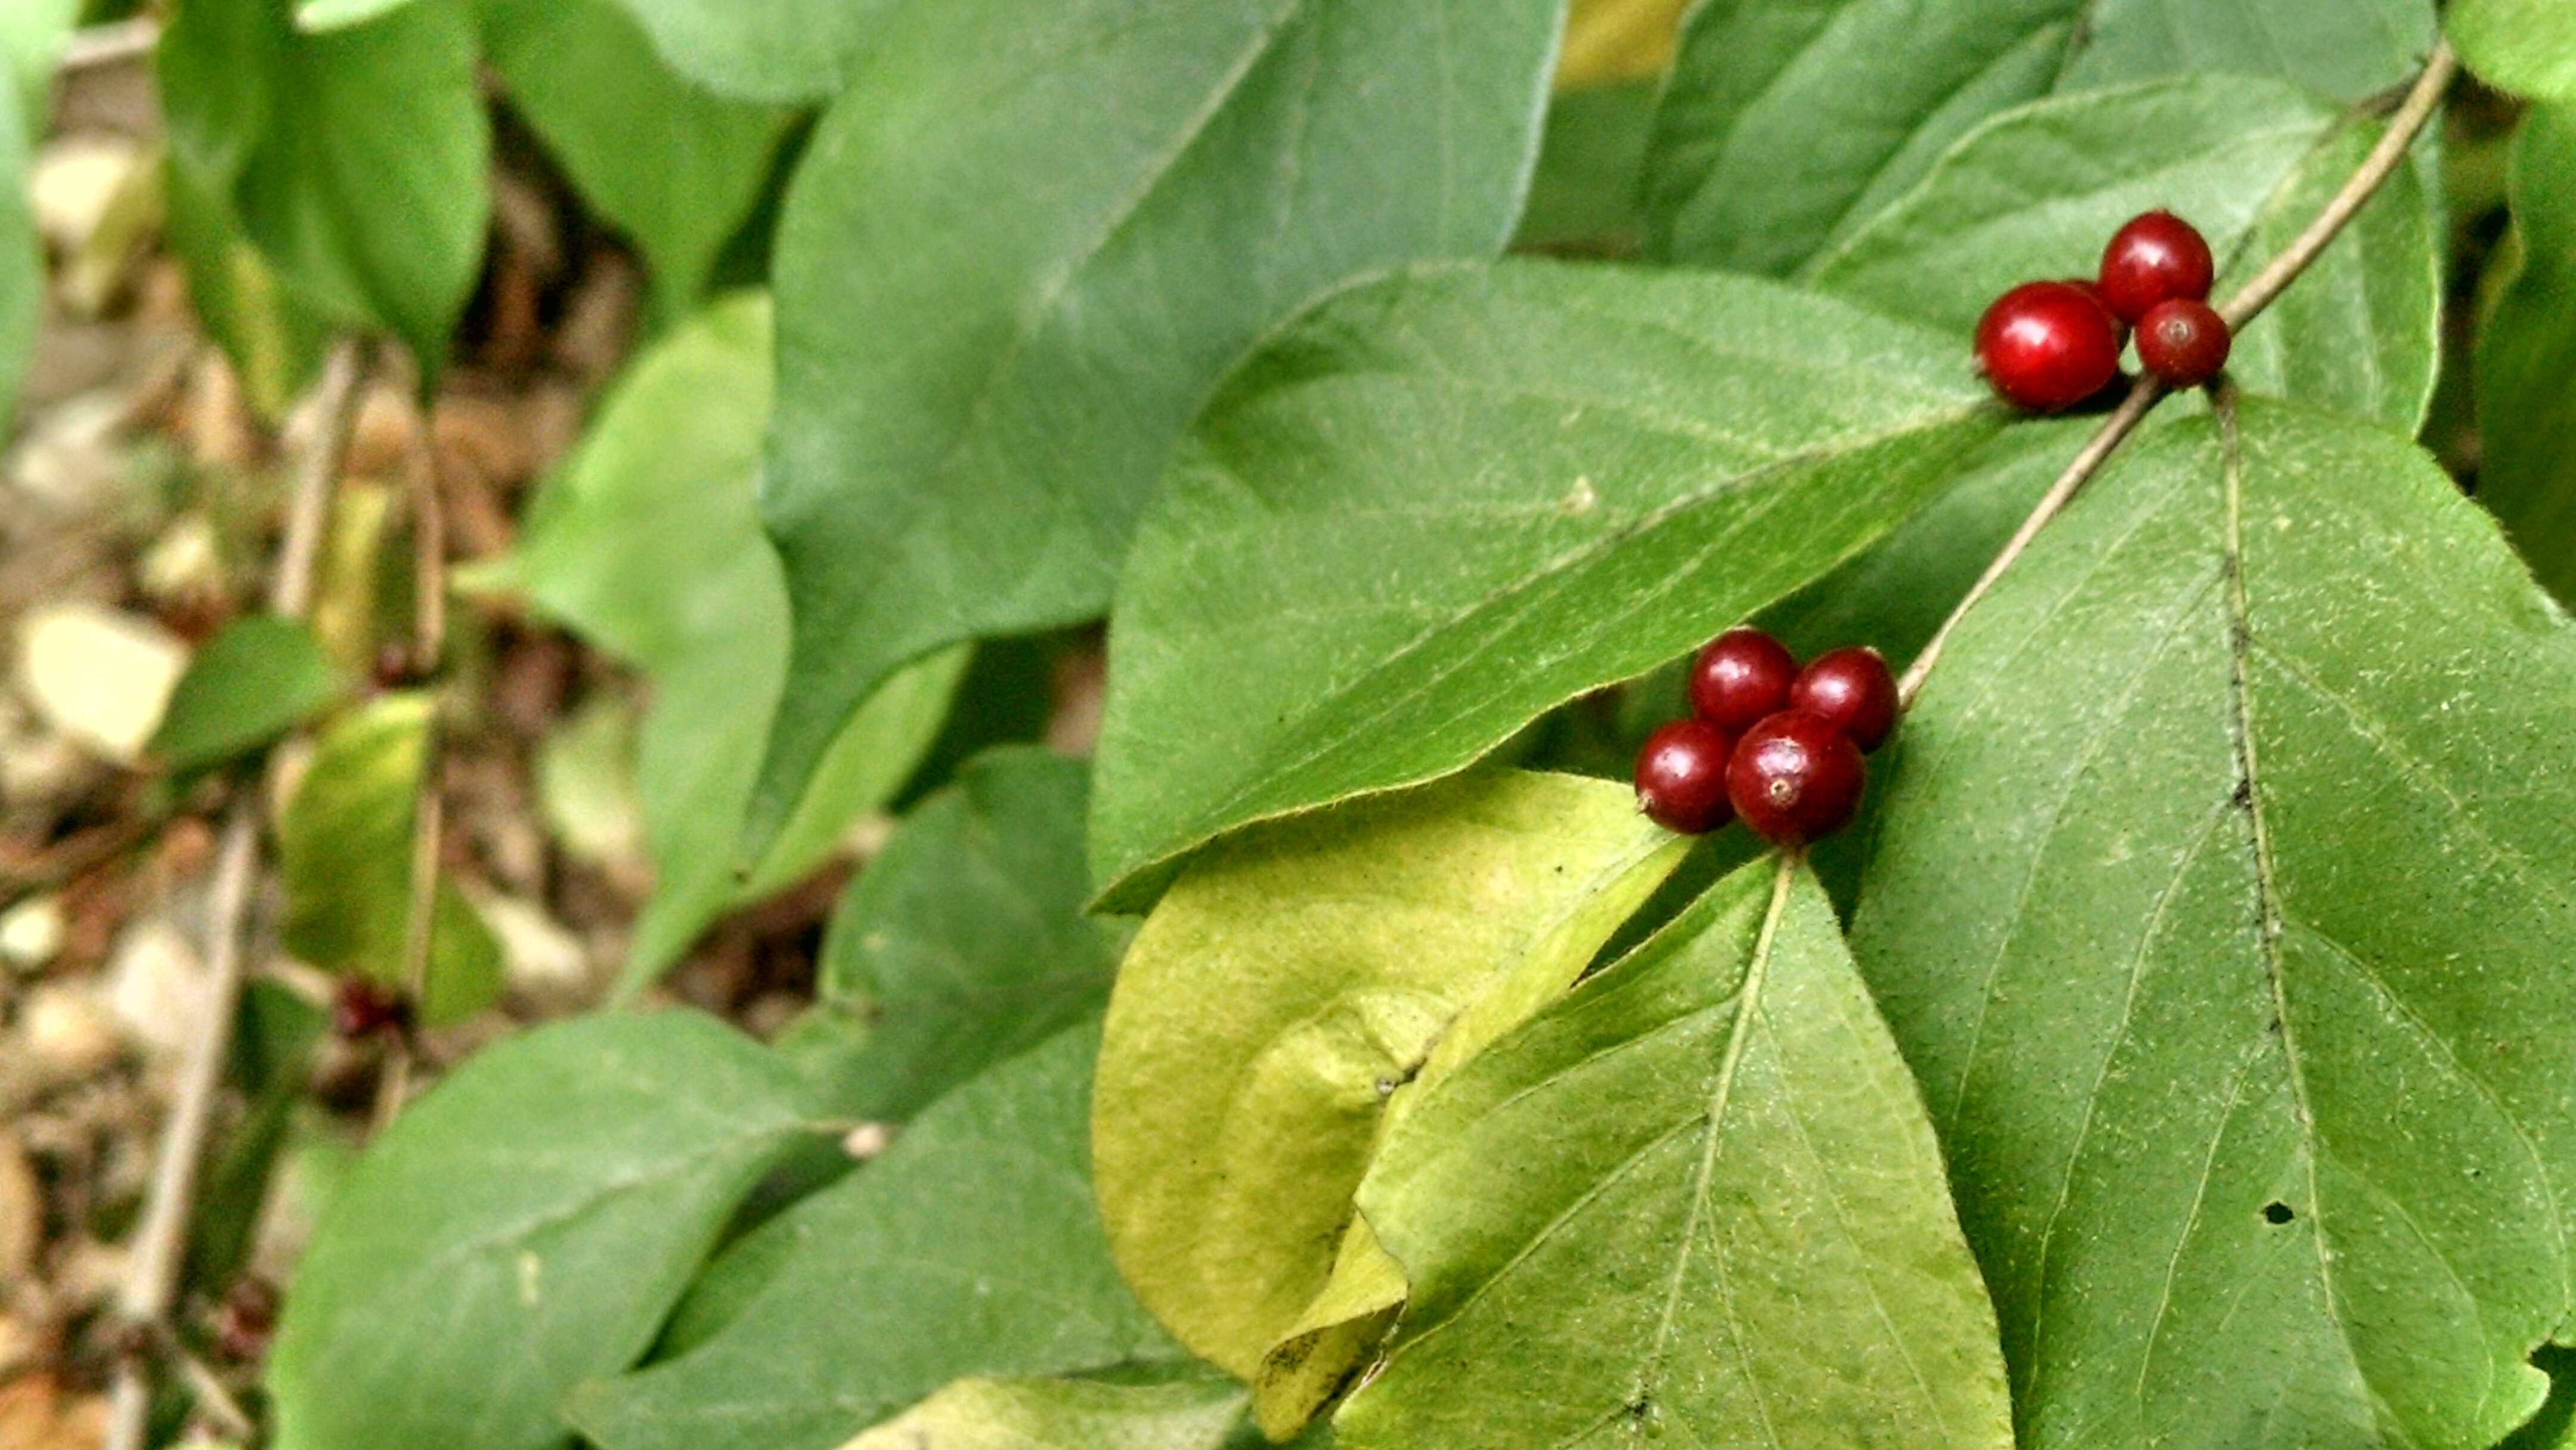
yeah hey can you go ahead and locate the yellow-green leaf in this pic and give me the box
[1091,769,1687,1403]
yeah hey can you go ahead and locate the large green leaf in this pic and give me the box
[267,1011,819,1450]
[150,614,345,772]
[745,0,1568,862]
[157,0,488,370]
[1092,770,1685,1415]
[791,746,1124,1123]
[504,295,960,989]
[276,694,501,1025]
[600,0,891,103]
[1088,260,1999,906]
[2450,0,2576,103]
[565,1021,1172,1450]
[1810,78,2438,429]
[844,1370,1249,1450]
[477,0,791,309]
[1339,858,2011,1448]
[2478,105,2576,605]
[1643,0,2432,274]
[1849,398,2576,1448]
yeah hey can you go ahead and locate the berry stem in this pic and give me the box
[2218,40,2459,331]
[106,340,366,1450]
[1896,39,2458,711]
[1897,374,2163,707]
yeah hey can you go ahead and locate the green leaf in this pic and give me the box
[1337,858,2011,1448]
[1642,0,2432,274]
[844,1370,1249,1450]
[565,1021,1172,1450]
[150,614,343,772]
[504,295,960,989]
[600,0,891,103]
[0,0,71,134]
[277,694,501,1025]
[477,0,791,309]
[1092,770,1686,1423]
[746,0,1568,863]
[267,1010,820,1450]
[1513,79,1658,254]
[1850,398,2576,1448]
[1809,78,2438,429]
[2450,0,2576,102]
[2478,104,2576,605]
[157,0,489,370]
[796,747,1124,1123]
[0,68,36,432]
[162,153,332,418]
[1088,260,1999,907]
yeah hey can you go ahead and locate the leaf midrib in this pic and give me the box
[2216,395,2417,1448]
[1633,857,1797,1430]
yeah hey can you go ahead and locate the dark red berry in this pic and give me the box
[2097,210,2214,325]
[1634,719,1735,835]
[215,1278,280,1362]
[332,978,412,1039]
[1789,646,1899,752]
[2134,298,2231,386]
[1688,627,1798,732]
[1727,710,1866,846]
[1975,281,2122,413]
[372,640,425,691]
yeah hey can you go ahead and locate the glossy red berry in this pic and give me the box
[1974,281,2122,412]
[1634,719,1736,835]
[2097,210,2214,324]
[1789,646,1899,752]
[1688,627,1798,732]
[1727,710,1866,846]
[2134,298,2231,386]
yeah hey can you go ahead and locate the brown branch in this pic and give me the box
[373,371,452,1132]
[1896,40,2457,709]
[104,340,366,1450]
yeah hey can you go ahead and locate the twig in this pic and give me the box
[104,341,364,1450]
[373,369,451,1132]
[2217,42,2459,330]
[58,17,159,74]
[1895,40,2457,709]
[1897,376,2164,707]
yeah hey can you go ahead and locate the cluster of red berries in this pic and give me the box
[1633,627,1896,845]
[1975,210,2230,411]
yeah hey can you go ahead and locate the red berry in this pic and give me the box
[1634,719,1735,835]
[332,978,412,1039]
[2097,210,2214,324]
[1727,711,1866,846]
[1789,646,1899,752]
[1688,627,1798,732]
[1974,281,2122,412]
[2134,298,2231,386]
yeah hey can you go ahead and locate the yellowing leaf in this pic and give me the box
[1091,769,1686,1409]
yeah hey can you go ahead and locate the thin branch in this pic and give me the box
[104,340,365,1450]
[1897,376,2164,707]
[1895,40,2457,710]
[374,374,451,1132]
[58,17,159,74]
[2218,41,2460,330]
